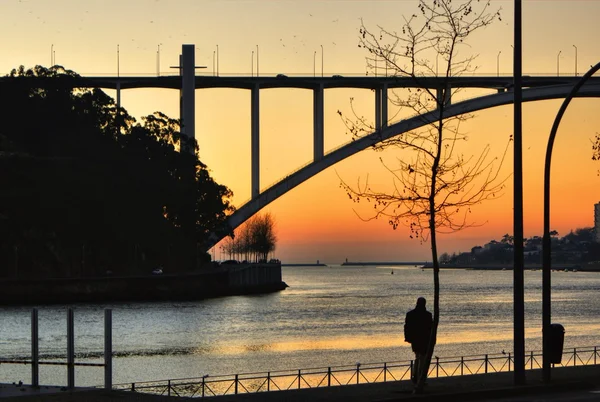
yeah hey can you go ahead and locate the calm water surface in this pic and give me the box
[1,265,599,386]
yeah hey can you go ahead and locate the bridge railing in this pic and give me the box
[111,345,600,398]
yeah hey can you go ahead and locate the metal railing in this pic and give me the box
[112,345,600,398]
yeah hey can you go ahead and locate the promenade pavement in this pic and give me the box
[1,365,599,401]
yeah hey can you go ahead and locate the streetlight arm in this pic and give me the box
[542,60,600,381]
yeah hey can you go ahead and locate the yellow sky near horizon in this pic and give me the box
[2,0,600,263]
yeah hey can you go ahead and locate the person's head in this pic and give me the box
[416,297,426,308]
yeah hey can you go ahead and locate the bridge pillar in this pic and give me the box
[375,88,381,130]
[181,44,195,154]
[375,85,388,131]
[436,86,452,107]
[313,84,324,161]
[116,81,121,135]
[382,83,388,129]
[251,84,260,198]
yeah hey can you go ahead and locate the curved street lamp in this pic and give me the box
[542,61,600,382]
[556,50,561,77]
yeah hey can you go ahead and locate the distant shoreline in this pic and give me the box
[422,263,600,271]
[341,261,426,266]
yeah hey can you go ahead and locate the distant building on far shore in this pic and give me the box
[595,202,600,242]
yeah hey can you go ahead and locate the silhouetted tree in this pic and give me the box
[339,0,504,391]
[0,65,234,277]
[222,213,277,263]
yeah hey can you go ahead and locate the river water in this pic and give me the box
[1,265,599,387]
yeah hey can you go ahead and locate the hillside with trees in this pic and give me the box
[0,65,234,279]
[440,228,600,267]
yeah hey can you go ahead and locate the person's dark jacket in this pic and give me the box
[404,306,433,354]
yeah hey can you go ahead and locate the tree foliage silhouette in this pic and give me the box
[222,212,277,262]
[0,65,234,278]
[340,0,506,391]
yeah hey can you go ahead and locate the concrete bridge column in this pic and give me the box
[382,83,388,129]
[436,85,452,108]
[375,84,388,131]
[313,84,324,161]
[251,84,260,198]
[116,80,121,134]
[375,88,382,130]
[181,44,195,154]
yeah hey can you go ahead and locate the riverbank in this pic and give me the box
[341,261,426,266]
[0,263,287,305]
[422,262,600,271]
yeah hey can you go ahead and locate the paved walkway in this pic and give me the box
[1,365,599,401]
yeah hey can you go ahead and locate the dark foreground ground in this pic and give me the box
[1,365,599,401]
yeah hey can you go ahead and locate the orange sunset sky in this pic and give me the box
[2,0,600,263]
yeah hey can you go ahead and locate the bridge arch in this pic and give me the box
[213,82,600,248]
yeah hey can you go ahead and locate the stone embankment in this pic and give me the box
[0,263,287,305]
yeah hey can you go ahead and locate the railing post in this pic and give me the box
[202,376,205,398]
[31,308,39,387]
[356,363,360,384]
[595,347,597,365]
[508,352,511,372]
[67,308,75,389]
[410,360,413,380]
[104,309,112,390]
[574,348,577,366]
[461,356,464,376]
[383,362,387,382]
[485,354,489,373]
[235,374,238,394]
[328,367,331,387]
[530,351,534,370]
[267,371,270,391]
[298,369,301,389]
[436,356,439,378]
[131,382,135,392]
[168,380,171,396]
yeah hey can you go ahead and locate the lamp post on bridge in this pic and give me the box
[556,50,561,77]
[497,50,501,77]
[573,45,578,76]
[320,44,324,77]
[313,51,316,77]
[157,44,162,76]
[251,50,254,77]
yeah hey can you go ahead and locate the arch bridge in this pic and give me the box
[4,45,600,249]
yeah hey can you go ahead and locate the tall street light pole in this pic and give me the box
[216,45,219,76]
[556,50,561,77]
[513,0,526,386]
[573,45,578,76]
[313,51,316,77]
[497,50,501,77]
[256,45,259,77]
[51,44,54,66]
[251,50,254,77]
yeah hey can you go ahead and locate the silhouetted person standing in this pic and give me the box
[404,297,432,387]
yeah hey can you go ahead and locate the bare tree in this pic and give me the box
[251,212,277,262]
[221,213,277,263]
[340,0,506,392]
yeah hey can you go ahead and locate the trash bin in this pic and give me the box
[548,323,565,364]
